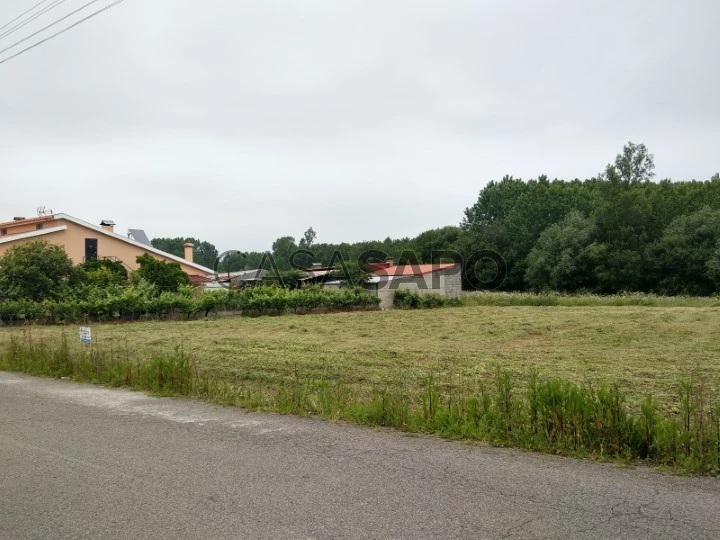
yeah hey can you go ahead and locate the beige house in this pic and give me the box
[0,213,214,278]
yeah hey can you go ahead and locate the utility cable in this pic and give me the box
[0,0,53,32]
[0,0,104,54]
[0,0,126,66]
[0,0,68,41]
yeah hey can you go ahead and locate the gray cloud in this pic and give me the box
[1,0,718,251]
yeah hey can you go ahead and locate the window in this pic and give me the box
[85,238,98,261]
[36,223,44,230]
[0,229,6,235]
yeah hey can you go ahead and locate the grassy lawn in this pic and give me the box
[2,304,719,412]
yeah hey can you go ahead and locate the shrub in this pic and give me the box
[393,289,460,309]
[76,259,128,286]
[131,254,189,292]
[0,283,380,324]
[0,240,74,301]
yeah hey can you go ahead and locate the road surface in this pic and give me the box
[1,371,718,539]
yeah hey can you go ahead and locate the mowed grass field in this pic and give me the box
[2,304,719,413]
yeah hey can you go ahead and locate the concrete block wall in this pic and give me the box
[366,266,462,308]
[440,267,462,298]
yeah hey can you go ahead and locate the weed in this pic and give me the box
[2,332,718,475]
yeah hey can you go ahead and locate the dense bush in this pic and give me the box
[0,240,75,301]
[393,289,462,309]
[132,254,190,292]
[0,283,379,324]
[76,258,128,287]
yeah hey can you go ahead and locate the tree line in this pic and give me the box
[151,142,720,295]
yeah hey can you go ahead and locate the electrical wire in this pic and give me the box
[0,0,126,66]
[0,0,106,55]
[0,0,69,41]
[0,0,53,33]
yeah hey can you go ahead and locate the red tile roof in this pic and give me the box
[372,263,459,277]
[189,275,214,284]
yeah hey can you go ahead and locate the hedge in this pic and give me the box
[0,284,379,324]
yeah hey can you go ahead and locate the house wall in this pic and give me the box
[0,218,211,276]
[440,266,463,298]
[1,223,41,235]
[363,284,396,309]
[0,217,54,236]
[393,267,462,299]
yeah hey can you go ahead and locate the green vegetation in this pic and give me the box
[2,305,717,412]
[2,312,719,474]
[150,237,219,269]
[393,289,462,308]
[0,240,75,301]
[461,291,720,308]
[0,241,378,323]
[132,253,190,292]
[76,258,128,286]
[460,145,720,294]
[0,283,378,324]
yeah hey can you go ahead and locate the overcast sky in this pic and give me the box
[1,0,718,252]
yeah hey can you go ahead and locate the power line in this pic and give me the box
[0,0,53,33]
[0,0,68,41]
[0,0,126,66]
[0,0,104,55]
[0,1,65,41]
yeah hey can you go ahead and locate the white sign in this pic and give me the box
[80,326,92,344]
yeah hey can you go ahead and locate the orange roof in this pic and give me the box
[0,215,55,229]
[189,275,213,284]
[372,263,459,277]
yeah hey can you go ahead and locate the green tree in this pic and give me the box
[409,226,462,263]
[132,254,189,292]
[649,207,720,295]
[331,259,371,286]
[706,241,720,288]
[77,258,128,286]
[263,268,308,289]
[525,211,596,292]
[299,227,317,248]
[0,240,74,301]
[272,236,297,270]
[461,176,591,289]
[603,141,656,185]
[150,237,185,257]
[150,237,218,269]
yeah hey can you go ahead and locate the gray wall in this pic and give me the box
[365,266,462,309]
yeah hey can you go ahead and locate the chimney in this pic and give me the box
[386,257,395,267]
[100,220,116,232]
[183,242,194,263]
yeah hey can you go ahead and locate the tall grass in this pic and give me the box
[2,331,718,475]
[462,291,720,308]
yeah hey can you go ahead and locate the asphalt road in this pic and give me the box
[1,372,718,540]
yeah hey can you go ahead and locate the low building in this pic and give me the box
[0,213,214,279]
[367,260,462,309]
[299,265,336,286]
[190,269,267,290]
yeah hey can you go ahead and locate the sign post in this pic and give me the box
[79,326,92,344]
